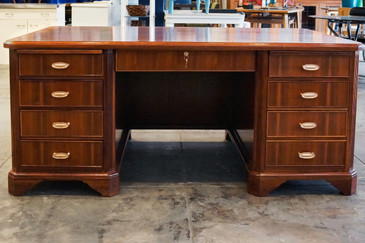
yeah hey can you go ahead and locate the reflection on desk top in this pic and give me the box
[310,15,365,22]
[4,26,360,51]
[237,7,304,13]
[165,10,242,15]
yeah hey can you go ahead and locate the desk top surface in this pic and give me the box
[4,26,360,51]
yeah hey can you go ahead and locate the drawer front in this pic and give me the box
[20,110,103,138]
[116,50,256,71]
[266,141,346,169]
[19,52,103,76]
[267,111,347,137]
[269,52,350,78]
[19,141,103,169]
[268,82,348,108]
[20,80,103,107]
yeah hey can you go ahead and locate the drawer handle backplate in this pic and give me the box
[52,152,70,160]
[302,64,320,71]
[301,92,318,99]
[298,152,316,160]
[51,91,69,98]
[299,122,317,129]
[51,62,70,70]
[52,122,70,129]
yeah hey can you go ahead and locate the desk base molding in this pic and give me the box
[247,170,357,196]
[8,171,120,196]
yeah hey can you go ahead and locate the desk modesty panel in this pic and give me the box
[4,27,360,197]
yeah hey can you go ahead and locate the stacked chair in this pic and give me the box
[349,7,365,60]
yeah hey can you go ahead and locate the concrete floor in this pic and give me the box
[0,58,365,242]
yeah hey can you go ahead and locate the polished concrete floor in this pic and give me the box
[0,60,365,242]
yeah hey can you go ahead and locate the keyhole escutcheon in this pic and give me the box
[184,51,189,69]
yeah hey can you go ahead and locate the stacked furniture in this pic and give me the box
[0,4,65,64]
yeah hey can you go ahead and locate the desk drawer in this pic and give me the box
[19,141,103,169]
[18,51,103,77]
[268,81,348,108]
[20,110,103,138]
[266,141,346,169]
[116,50,256,71]
[267,111,347,137]
[20,80,103,107]
[269,52,350,78]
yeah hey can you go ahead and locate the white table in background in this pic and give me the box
[165,10,246,28]
[71,1,120,26]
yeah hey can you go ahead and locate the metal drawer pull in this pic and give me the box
[302,64,320,71]
[5,13,14,17]
[51,62,70,69]
[298,152,316,160]
[52,152,70,160]
[52,122,70,129]
[51,91,69,98]
[300,92,318,99]
[299,122,317,129]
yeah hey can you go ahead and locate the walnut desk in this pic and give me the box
[4,27,360,196]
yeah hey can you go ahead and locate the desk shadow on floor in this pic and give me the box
[270,180,341,196]
[120,141,247,184]
[26,181,100,196]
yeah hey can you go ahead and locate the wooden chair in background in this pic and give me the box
[336,7,352,37]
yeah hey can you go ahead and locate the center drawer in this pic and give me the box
[116,50,256,71]
[267,111,347,137]
[20,110,103,138]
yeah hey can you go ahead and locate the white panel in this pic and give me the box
[0,5,65,64]
[0,19,28,64]
[28,19,58,33]
[72,6,110,26]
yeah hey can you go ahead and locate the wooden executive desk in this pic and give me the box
[4,27,360,196]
